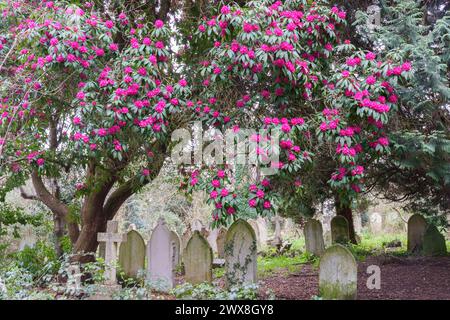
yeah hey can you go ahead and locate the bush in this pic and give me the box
[14,241,60,280]
[172,282,259,300]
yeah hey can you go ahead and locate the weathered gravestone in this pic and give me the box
[147,217,173,291]
[224,219,257,286]
[423,225,447,256]
[407,214,428,253]
[119,230,146,279]
[369,212,383,234]
[170,231,181,268]
[331,216,350,244]
[184,231,213,284]
[97,221,126,287]
[319,244,357,300]
[304,219,325,256]
[256,217,268,247]
[216,227,227,258]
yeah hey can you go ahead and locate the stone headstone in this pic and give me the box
[170,231,181,268]
[423,225,447,256]
[369,212,383,234]
[216,227,227,258]
[407,214,427,253]
[147,217,173,291]
[97,220,126,286]
[256,217,268,247]
[304,219,325,256]
[331,216,350,244]
[224,219,257,286]
[119,230,146,279]
[319,244,357,300]
[184,231,213,284]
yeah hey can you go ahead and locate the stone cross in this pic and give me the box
[97,221,126,285]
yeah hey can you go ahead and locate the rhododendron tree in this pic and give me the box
[0,0,410,256]
[178,0,410,241]
[0,1,190,258]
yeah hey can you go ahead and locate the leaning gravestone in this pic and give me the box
[319,244,357,300]
[147,217,173,291]
[407,214,427,253]
[170,231,181,268]
[184,231,213,284]
[224,219,257,286]
[119,230,146,279]
[331,216,350,244]
[304,219,325,256]
[216,227,227,258]
[423,225,447,256]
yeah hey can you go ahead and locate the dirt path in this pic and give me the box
[259,256,450,300]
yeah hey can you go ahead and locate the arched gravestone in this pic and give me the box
[224,219,257,286]
[331,216,350,244]
[304,219,325,256]
[170,231,181,268]
[216,227,227,258]
[407,214,427,253]
[119,230,146,279]
[147,217,173,291]
[184,231,213,284]
[423,225,447,256]
[319,244,357,300]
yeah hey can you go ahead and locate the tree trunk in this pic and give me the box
[72,207,108,263]
[53,212,65,257]
[335,195,357,244]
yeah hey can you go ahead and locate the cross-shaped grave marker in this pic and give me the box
[97,220,126,285]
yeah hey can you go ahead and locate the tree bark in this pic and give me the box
[334,195,357,244]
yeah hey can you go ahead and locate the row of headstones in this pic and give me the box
[305,214,447,257]
[97,218,258,291]
[312,213,448,299]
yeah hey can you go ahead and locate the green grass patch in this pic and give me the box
[257,251,318,278]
